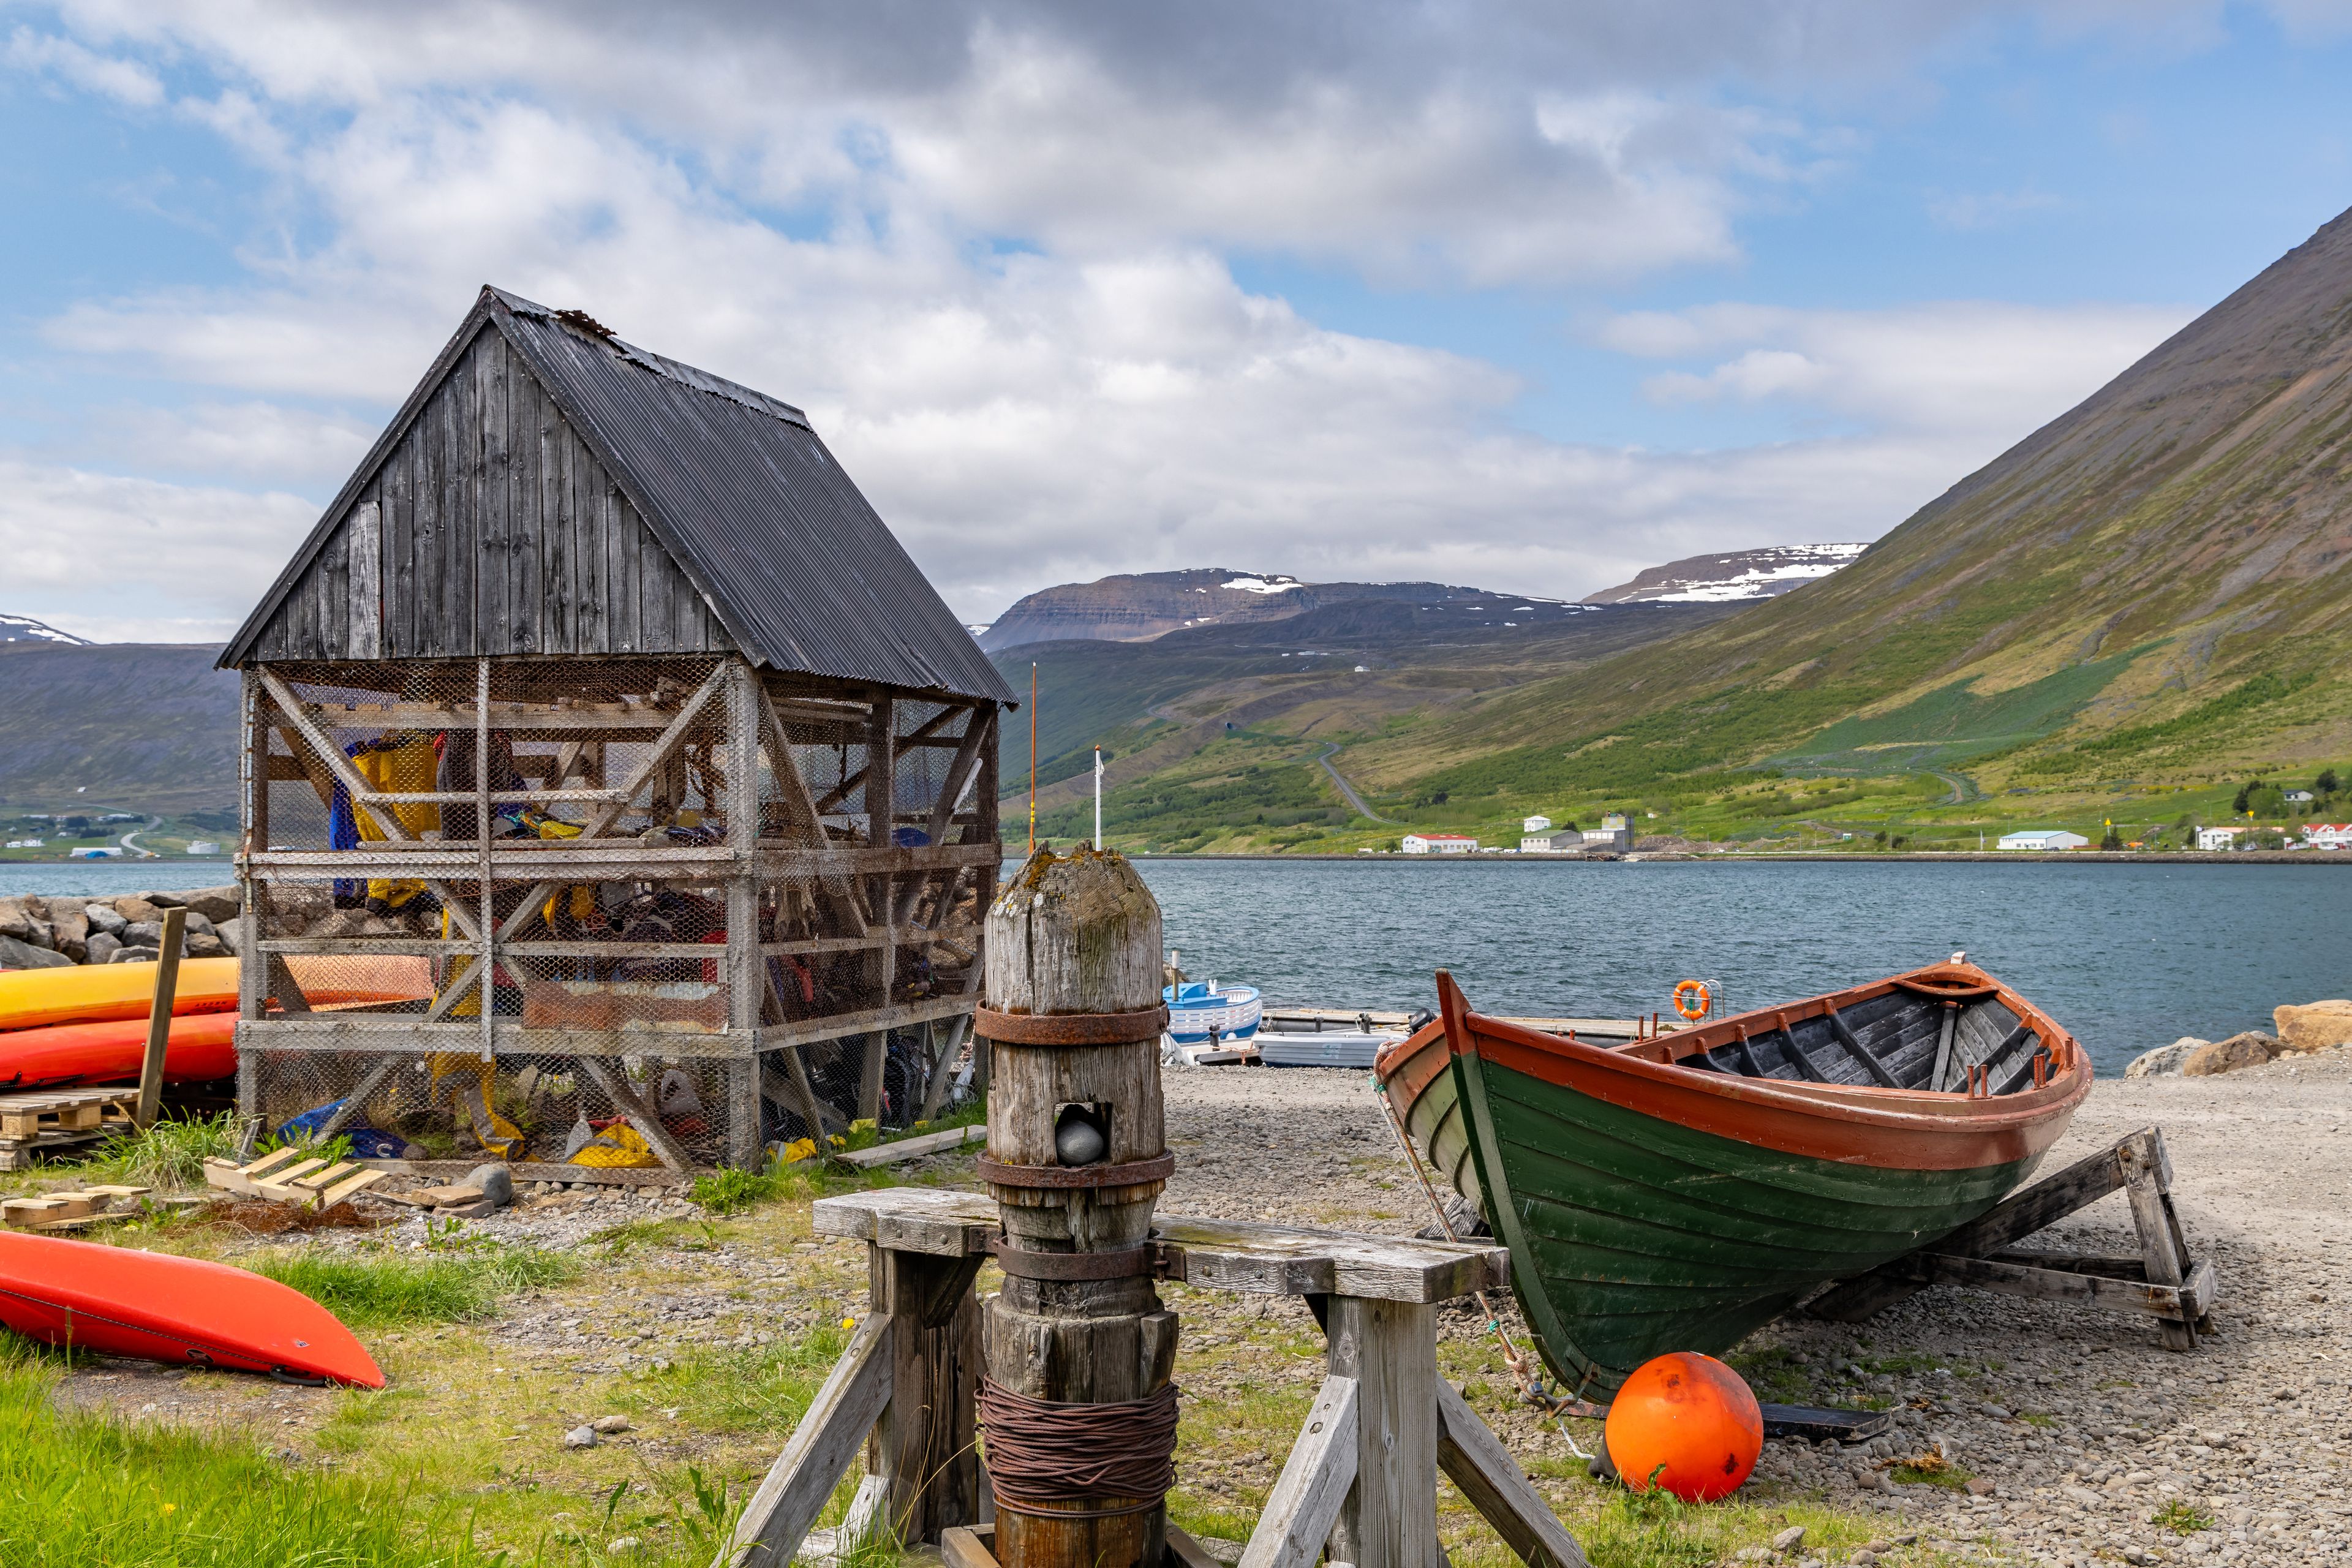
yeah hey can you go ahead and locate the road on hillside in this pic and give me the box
[118,816,161,859]
[1314,743,1392,824]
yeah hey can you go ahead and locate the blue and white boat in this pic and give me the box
[1163,980,1263,1044]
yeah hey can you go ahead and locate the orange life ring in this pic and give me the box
[1673,979,1711,1020]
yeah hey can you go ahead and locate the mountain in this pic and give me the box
[1349,204,2352,812]
[0,643,241,815]
[1582,544,1867,604]
[976,569,1559,650]
[0,614,91,646]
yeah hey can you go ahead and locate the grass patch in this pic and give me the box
[2154,1499,2214,1535]
[80,1110,241,1189]
[1724,1348,1814,1405]
[0,1348,518,1567]
[248,1243,578,1329]
[636,1325,854,1436]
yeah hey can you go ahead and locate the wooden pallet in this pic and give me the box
[0,1089,138,1170]
[2,1185,151,1231]
[203,1146,388,1211]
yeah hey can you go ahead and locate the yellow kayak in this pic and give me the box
[0,958,240,1033]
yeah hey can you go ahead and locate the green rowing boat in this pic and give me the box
[1382,962,2089,1396]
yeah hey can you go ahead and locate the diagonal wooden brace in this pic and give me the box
[1807,1126,2213,1348]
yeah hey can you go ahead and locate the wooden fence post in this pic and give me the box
[136,907,189,1130]
[979,848,1177,1568]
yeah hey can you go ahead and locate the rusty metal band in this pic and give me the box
[977,1152,1176,1190]
[974,1005,1168,1046]
[987,1238,1166,1281]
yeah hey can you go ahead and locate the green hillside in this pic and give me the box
[1008,206,2352,854]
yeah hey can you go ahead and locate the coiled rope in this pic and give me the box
[976,1378,1180,1508]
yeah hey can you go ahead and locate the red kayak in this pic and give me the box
[0,1232,383,1387]
[0,1012,239,1094]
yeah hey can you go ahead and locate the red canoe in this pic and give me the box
[0,1012,239,1094]
[0,1232,383,1387]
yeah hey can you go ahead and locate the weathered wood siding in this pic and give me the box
[251,325,733,660]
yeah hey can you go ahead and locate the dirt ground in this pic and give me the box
[27,1044,2352,1566]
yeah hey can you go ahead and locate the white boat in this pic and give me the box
[1163,980,1262,1044]
[1257,1030,1405,1069]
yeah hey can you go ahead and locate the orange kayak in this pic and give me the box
[0,958,239,1033]
[0,1012,239,1093]
[0,1231,383,1386]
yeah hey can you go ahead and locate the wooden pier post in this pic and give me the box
[977,848,1178,1568]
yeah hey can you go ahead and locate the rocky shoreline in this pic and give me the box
[0,885,243,969]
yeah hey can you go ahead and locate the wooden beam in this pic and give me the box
[1237,1374,1359,1568]
[720,1316,894,1568]
[868,1248,985,1542]
[1435,1379,1591,1568]
[135,908,187,1130]
[1327,1296,1439,1568]
[312,1058,404,1144]
[1823,1006,1902,1089]
[575,1057,693,1172]
[582,662,732,838]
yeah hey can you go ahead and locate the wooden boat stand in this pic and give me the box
[721,1185,1592,1568]
[1809,1126,2216,1351]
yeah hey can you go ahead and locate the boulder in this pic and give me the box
[181,886,241,924]
[82,931,122,966]
[2274,1000,2352,1054]
[0,935,75,971]
[50,907,91,963]
[185,933,229,960]
[2126,1038,2208,1078]
[110,947,160,965]
[83,903,126,937]
[0,897,32,941]
[113,896,162,925]
[464,1163,516,1208]
[2182,1032,2279,1077]
[143,890,187,908]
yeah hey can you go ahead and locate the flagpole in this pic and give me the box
[1093,745,1103,850]
[1028,662,1038,855]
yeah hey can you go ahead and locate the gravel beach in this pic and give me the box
[24,1044,2349,1565]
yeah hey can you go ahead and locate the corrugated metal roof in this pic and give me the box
[224,285,1013,705]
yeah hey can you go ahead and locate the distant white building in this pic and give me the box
[2286,789,2316,805]
[2196,826,2241,851]
[1579,813,1633,851]
[1520,829,1583,853]
[1401,833,1477,855]
[1523,815,1552,832]
[4,838,42,850]
[1998,829,2090,851]
[186,841,221,855]
[67,845,124,859]
[2305,823,2351,850]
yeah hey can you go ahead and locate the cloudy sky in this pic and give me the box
[3,2,2349,641]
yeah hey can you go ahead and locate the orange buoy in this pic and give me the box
[1603,1351,1762,1502]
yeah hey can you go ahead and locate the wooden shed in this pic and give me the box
[218,285,1012,1174]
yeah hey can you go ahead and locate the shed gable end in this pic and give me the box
[249,326,732,662]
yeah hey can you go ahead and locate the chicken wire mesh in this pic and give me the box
[241,655,993,1166]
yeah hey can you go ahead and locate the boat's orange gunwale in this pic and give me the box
[1434,963,2090,1173]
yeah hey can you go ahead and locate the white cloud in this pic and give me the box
[0,2,2240,629]
[1926,186,2063,230]
[1604,300,2192,435]
[0,460,319,641]
[4,25,162,105]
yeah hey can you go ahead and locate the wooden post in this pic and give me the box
[860,696,897,1124]
[980,848,1176,1568]
[136,907,189,1130]
[725,658,766,1167]
[1325,1297,1438,1568]
[870,1246,988,1541]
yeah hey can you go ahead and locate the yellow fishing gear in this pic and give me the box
[571,1122,662,1168]
[352,734,439,913]
[426,1054,524,1158]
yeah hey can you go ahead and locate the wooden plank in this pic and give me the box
[347,497,383,658]
[720,1316,895,1568]
[869,1247,984,1542]
[2120,1132,2195,1349]
[317,1166,390,1210]
[135,907,188,1130]
[941,1528,997,1568]
[1435,1379,1591,1568]
[834,1123,985,1169]
[1237,1374,1359,1568]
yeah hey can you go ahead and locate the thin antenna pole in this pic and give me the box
[1028,662,1038,854]
[1094,745,1103,850]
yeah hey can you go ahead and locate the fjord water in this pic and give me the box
[1135,858,2352,1074]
